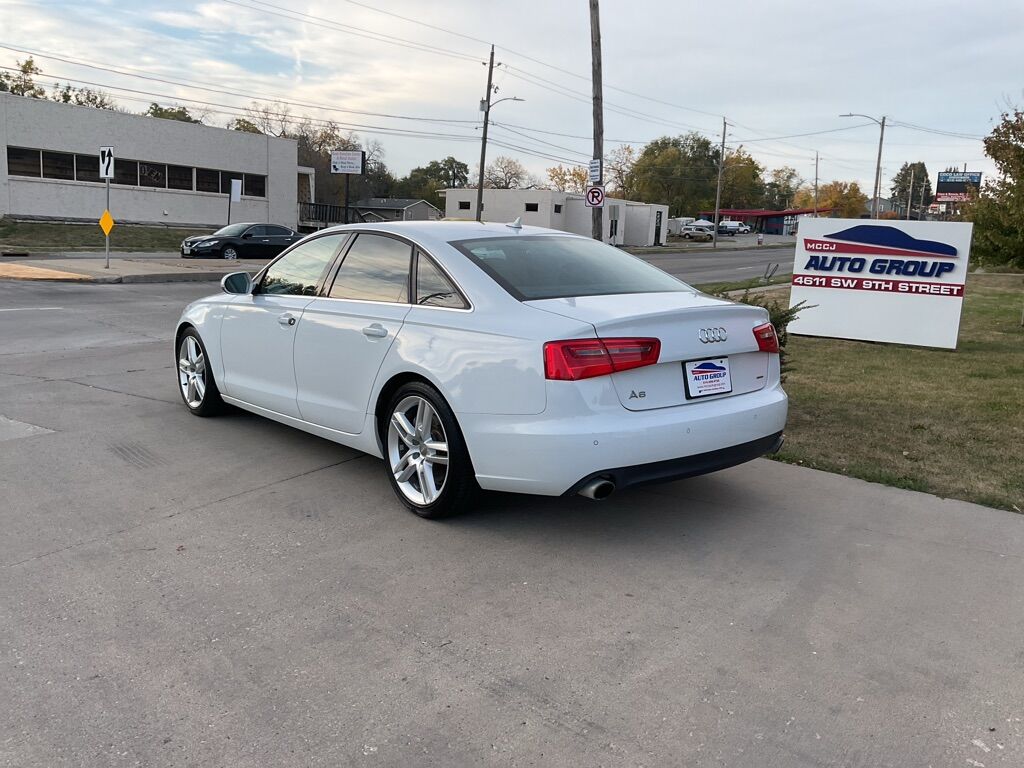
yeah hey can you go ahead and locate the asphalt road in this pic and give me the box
[15,243,795,286]
[2,280,1022,767]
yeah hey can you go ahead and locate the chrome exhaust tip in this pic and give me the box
[578,479,616,500]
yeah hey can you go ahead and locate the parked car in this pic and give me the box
[180,223,301,260]
[680,224,713,241]
[174,222,787,518]
[719,221,751,235]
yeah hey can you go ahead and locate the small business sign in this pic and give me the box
[99,146,114,179]
[788,218,973,349]
[588,158,602,184]
[330,149,365,175]
[935,171,982,202]
[585,185,605,208]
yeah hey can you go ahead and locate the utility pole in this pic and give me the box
[813,151,819,217]
[589,0,603,241]
[475,45,495,223]
[872,116,886,218]
[713,117,726,248]
[906,167,915,220]
[920,178,926,220]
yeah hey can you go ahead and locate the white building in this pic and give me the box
[443,188,669,247]
[1,92,305,229]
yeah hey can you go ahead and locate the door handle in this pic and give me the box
[362,324,388,338]
[278,313,297,327]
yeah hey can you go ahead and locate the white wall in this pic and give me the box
[1,93,299,228]
[444,188,667,246]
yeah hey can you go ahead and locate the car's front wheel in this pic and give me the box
[176,328,224,417]
[222,246,239,260]
[384,382,476,518]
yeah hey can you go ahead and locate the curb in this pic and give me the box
[630,243,795,256]
[0,270,229,284]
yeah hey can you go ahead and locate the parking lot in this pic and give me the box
[2,279,1023,767]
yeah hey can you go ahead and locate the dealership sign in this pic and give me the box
[788,218,973,349]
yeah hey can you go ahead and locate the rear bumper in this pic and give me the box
[562,431,783,496]
[460,384,788,496]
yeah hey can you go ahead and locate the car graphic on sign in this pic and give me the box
[805,225,958,258]
[691,361,728,378]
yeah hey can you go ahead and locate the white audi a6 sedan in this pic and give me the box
[175,221,787,518]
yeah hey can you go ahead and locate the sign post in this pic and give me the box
[227,178,242,225]
[99,147,114,269]
[330,150,366,224]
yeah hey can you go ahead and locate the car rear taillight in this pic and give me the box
[544,337,661,381]
[753,322,779,353]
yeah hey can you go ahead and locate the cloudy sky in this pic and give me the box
[2,0,1020,195]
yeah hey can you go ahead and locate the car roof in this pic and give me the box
[313,220,578,251]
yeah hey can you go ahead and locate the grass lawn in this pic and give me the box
[763,274,1024,512]
[0,219,213,252]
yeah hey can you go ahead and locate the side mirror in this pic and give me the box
[221,271,253,295]
[242,232,254,239]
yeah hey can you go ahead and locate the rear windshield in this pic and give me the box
[451,235,690,301]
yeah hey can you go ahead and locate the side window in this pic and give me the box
[416,252,468,309]
[246,225,268,237]
[329,234,411,303]
[266,226,292,236]
[260,235,343,296]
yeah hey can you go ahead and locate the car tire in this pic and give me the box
[383,381,477,519]
[222,246,239,260]
[683,233,691,239]
[176,328,225,417]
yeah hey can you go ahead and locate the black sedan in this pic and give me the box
[180,223,300,260]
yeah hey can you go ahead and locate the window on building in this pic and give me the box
[75,154,100,183]
[41,151,75,180]
[329,234,411,303]
[260,234,344,296]
[458,200,471,210]
[167,165,193,190]
[114,159,138,186]
[7,147,41,177]
[243,174,266,197]
[416,252,468,309]
[525,202,539,212]
[220,171,243,195]
[196,168,220,193]
[139,162,167,188]
[554,204,563,214]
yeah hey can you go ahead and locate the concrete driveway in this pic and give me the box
[1,281,1021,767]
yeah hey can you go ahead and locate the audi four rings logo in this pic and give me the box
[698,327,727,343]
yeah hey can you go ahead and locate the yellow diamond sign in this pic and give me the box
[99,209,115,237]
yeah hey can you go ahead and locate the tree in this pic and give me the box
[227,117,264,134]
[393,157,470,208]
[483,156,534,189]
[763,166,802,210]
[628,132,719,216]
[720,148,765,209]
[144,103,202,123]
[889,161,932,215]
[50,83,116,109]
[546,164,589,194]
[962,107,1024,268]
[605,144,637,198]
[793,180,869,218]
[0,57,45,98]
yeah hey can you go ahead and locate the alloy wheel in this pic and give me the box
[178,336,207,408]
[223,247,238,260]
[387,395,449,506]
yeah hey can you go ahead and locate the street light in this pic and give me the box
[475,46,524,222]
[840,113,886,219]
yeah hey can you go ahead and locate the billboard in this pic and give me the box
[330,149,365,175]
[788,218,973,349]
[935,171,982,202]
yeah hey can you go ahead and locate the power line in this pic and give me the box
[0,43,478,128]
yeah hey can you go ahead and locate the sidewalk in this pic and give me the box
[0,255,264,283]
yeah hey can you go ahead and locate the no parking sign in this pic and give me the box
[585,185,605,208]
